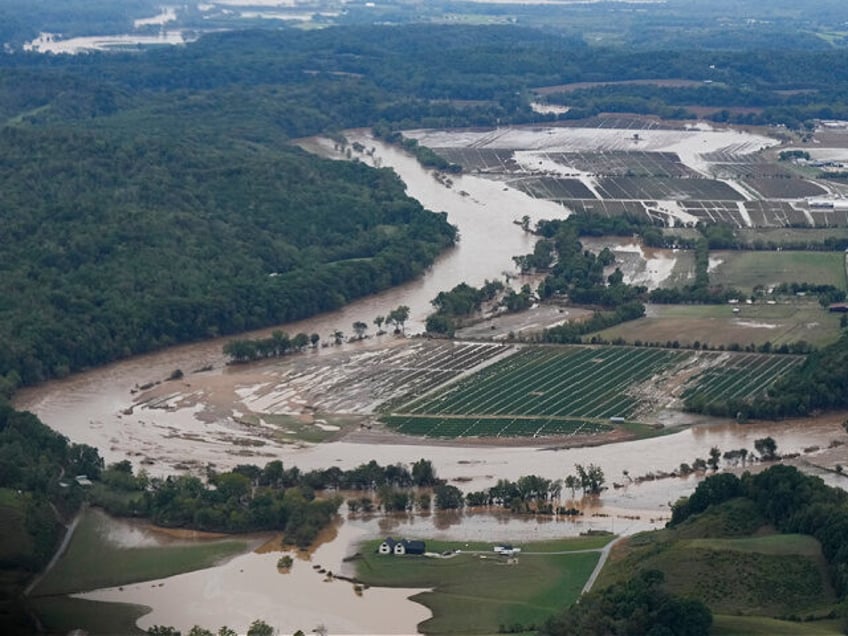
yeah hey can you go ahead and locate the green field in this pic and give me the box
[384,346,687,437]
[356,537,609,634]
[382,342,806,438]
[597,501,837,621]
[682,352,803,408]
[712,614,844,635]
[28,597,148,635]
[0,489,34,567]
[735,227,848,246]
[595,301,844,348]
[710,251,847,293]
[32,508,251,597]
[381,415,611,438]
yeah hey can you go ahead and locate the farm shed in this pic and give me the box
[829,303,848,313]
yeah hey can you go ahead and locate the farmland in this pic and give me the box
[681,353,804,409]
[380,344,802,439]
[410,119,848,230]
[399,346,687,420]
[709,251,848,293]
[593,302,844,349]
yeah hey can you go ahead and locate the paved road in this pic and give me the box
[25,508,83,596]
[581,536,623,595]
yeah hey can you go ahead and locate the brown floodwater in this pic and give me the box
[15,126,848,633]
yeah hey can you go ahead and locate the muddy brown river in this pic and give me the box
[16,127,848,634]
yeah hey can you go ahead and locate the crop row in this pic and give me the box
[382,415,611,438]
[683,353,803,404]
[399,345,687,420]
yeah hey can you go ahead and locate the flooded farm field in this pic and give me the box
[406,119,848,228]
[16,121,848,633]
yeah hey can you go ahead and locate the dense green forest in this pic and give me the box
[6,23,848,392]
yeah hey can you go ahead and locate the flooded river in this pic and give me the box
[15,126,848,633]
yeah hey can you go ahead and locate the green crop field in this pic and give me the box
[356,537,608,634]
[382,343,803,438]
[381,415,611,438]
[394,345,686,421]
[682,353,804,408]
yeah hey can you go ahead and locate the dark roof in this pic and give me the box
[402,540,426,553]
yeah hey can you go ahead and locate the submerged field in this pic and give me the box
[31,509,251,597]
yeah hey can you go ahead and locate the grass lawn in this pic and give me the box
[594,301,843,348]
[0,489,34,565]
[710,250,847,293]
[31,508,251,597]
[28,596,148,635]
[356,537,608,634]
[712,614,844,635]
[684,533,824,557]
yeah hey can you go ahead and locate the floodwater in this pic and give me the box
[15,125,848,633]
[16,130,564,468]
[16,126,848,480]
[23,30,192,54]
[76,499,665,634]
[77,513,430,635]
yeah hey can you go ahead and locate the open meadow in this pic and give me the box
[595,302,844,349]
[709,251,848,293]
[356,537,609,634]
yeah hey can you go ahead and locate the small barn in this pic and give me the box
[378,537,426,556]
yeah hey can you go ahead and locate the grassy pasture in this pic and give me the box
[0,489,34,566]
[735,227,848,245]
[32,508,250,596]
[597,502,837,620]
[595,302,843,348]
[712,614,844,635]
[356,537,606,634]
[28,597,148,635]
[709,250,847,292]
